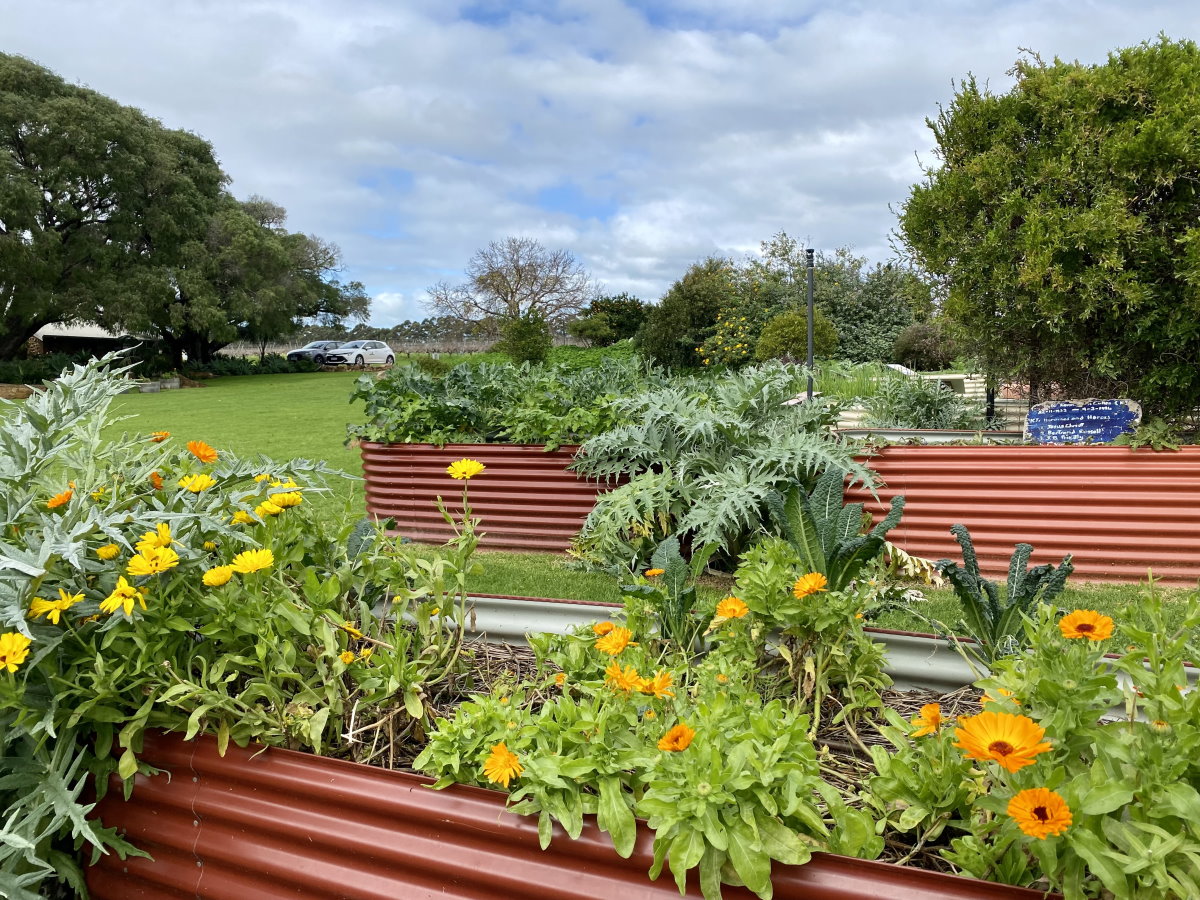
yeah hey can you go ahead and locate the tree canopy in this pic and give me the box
[899,37,1200,414]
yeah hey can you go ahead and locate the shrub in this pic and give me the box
[568,294,648,347]
[754,309,839,362]
[637,258,735,369]
[186,354,319,377]
[864,375,987,430]
[893,322,958,371]
[495,312,552,364]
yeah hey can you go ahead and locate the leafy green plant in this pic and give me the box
[495,311,552,364]
[1112,418,1183,451]
[618,537,716,652]
[754,309,839,362]
[865,374,987,430]
[935,524,1074,668]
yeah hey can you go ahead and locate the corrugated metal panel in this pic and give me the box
[846,445,1200,585]
[88,732,1049,900]
[361,442,619,552]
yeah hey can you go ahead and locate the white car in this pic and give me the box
[323,341,395,367]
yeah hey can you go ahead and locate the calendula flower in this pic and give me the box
[482,742,523,788]
[1007,788,1072,839]
[100,577,147,616]
[793,572,829,599]
[187,440,219,464]
[1149,719,1171,733]
[127,546,180,577]
[592,621,616,636]
[96,543,121,561]
[231,510,256,525]
[230,548,273,574]
[150,471,164,490]
[715,596,749,619]
[29,589,84,625]
[605,662,646,693]
[135,523,173,553]
[178,473,217,493]
[1058,609,1113,641]
[642,670,674,698]
[271,491,303,509]
[338,650,356,665]
[0,632,32,673]
[255,501,282,518]
[47,488,73,509]
[644,709,657,719]
[657,723,695,752]
[90,486,107,501]
[554,673,566,687]
[595,626,633,656]
[202,566,234,587]
[954,711,1052,773]
[150,431,171,443]
[715,673,729,684]
[446,458,485,480]
[911,703,944,737]
[644,568,664,577]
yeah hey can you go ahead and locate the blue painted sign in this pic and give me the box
[1025,399,1141,445]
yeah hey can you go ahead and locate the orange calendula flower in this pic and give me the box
[642,670,674,698]
[339,650,356,665]
[482,742,523,788]
[231,548,273,574]
[554,672,566,687]
[954,711,1052,773]
[179,473,217,493]
[29,589,85,625]
[715,596,749,619]
[1007,788,1072,839]
[657,723,695,752]
[187,440,219,464]
[47,488,73,509]
[127,547,180,577]
[150,431,171,443]
[100,576,147,616]
[793,572,829,599]
[150,471,164,491]
[202,566,234,587]
[644,568,665,577]
[911,702,944,737]
[605,662,646,693]
[595,626,633,656]
[0,632,32,673]
[592,621,616,636]
[135,523,173,553]
[1058,609,1113,641]
[96,543,121,561]
[446,458,485,480]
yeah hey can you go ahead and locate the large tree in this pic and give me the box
[426,236,597,324]
[0,53,224,358]
[899,37,1200,413]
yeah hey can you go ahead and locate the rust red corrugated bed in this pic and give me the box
[88,732,1051,900]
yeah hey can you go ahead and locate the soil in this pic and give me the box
[0,384,34,400]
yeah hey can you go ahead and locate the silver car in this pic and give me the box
[286,340,343,365]
[323,340,395,367]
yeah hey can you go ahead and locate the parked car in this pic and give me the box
[324,340,395,367]
[286,341,344,366]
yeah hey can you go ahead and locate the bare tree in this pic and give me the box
[426,237,597,323]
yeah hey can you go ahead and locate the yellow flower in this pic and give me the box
[0,632,32,673]
[644,568,665,578]
[595,626,633,656]
[592,621,616,636]
[29,589,84,625]
[255,501,283,518]
[231,510,256,525]
[554,672,566,687]
[954,711,1052,773]
[203,541,217,551]
[90,486,107,501]
[359,648,374,662]
[339,650,356,665]
[482,742,523,788]
[96,543,121,561]
[715,673,729,684]
[47,488,73,509]
[100,576,147,616]
[715,596,749,619]
[202,566,234,587]
[446,458,486,480]
[657,723,695,752]
[911,703,944,737]
[1058,609,1113,641]
[644,709,657,719]
[271,491,303,509]
[793,572,829,599]
[178,473,217,493]
[150,431,171,443]
[135,523,173,553]
[605,662,646,693]
[230,548,274,574]
[187,440,219,464]
[340,621,365,639]
[127,547,180,577]
[642,670,674,698]
[1007,788,1072,839]
[254,472,272,482]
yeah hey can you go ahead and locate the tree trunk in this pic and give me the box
[0,316,52,361]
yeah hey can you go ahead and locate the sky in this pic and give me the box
[2,1,1196,326]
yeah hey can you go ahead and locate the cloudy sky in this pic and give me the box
[2,1,1195,325]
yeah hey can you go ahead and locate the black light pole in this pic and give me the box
[805,248,815,400]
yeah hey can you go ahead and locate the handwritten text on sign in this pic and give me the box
[1025,399,1141,445]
